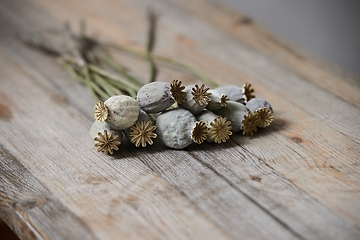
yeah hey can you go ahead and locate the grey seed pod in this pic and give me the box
[136,82,175,113]
[215,85,247,104]
[207,89,230,111]
[124,109,154,140]
[104,95,140,130]
[197,110,232,143]
[89,120,123,142]
[156,108,196,149]
[215,101,248,133]
[196,110,218,142]
[179,84,211,115]
[246,98,273,113]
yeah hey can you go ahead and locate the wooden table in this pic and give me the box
[1,0,360,239]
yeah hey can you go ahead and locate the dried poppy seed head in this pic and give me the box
[191,121,208,144]
[104,95,140,130]
[209,116,232,144]
[207,89,230,111]
[255,107,273,128]
[90,120,123,141]
[94,130,121,155]
[94,101,108,122]
[179,84,211,115]
[136,82,175,113]
[219,94,230,107]
[156,108,196,149]
[129,119,157,147]
[243,83,255,101]
[196,110,220,143]
[214,101,248,133]
[170,79,186,103]
[241,111,260,136]
[214,85,247,104]
[192,84,211,105]
[246,98,273,113]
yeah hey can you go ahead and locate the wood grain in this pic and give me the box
[0,0,359,239]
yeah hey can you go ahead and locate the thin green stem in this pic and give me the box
[88,64,142,92]
[105,43,218,88]
[63,56,139,97]
[88,79,110,100]
[94,73,125,96]
[93,74,117,97]
[145,10,157,83]
[62,62,101,101]
[102,52,143,86]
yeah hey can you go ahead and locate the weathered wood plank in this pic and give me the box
[0,48,232,240]
[0,0,360,239]
[0,146,96,240]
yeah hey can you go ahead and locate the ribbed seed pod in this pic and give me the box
[136,82,175,113]
[104,95,140,130]
[214,101,248,133]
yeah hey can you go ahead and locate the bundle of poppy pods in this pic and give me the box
[90,80,273,154]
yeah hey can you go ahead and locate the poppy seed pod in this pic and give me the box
[124,109,154,137]
[104,95,140,130]
[246,98,274,128]
[196,110,232,143]
[179,84,212,115]
[156,108,197,149]
[89,121,123,142]
[136,82,175,113]
[124,109,157,147]
[215,101,248,133]
[246,98,273,113]
[207,89,230,111]
[90,121,123,155]
[214,85,247,104]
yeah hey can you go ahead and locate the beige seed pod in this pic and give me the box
[104,95,140,130]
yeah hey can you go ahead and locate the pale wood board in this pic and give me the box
[0,0,360,239]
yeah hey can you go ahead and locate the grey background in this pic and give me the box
[222,0,360,76]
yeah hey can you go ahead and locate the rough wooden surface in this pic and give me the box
[1,0,360,239]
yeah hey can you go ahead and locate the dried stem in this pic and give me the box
[22,15,218,103]
[145,9,158,83]
[105,43,218,88]
[101,51,143,86]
